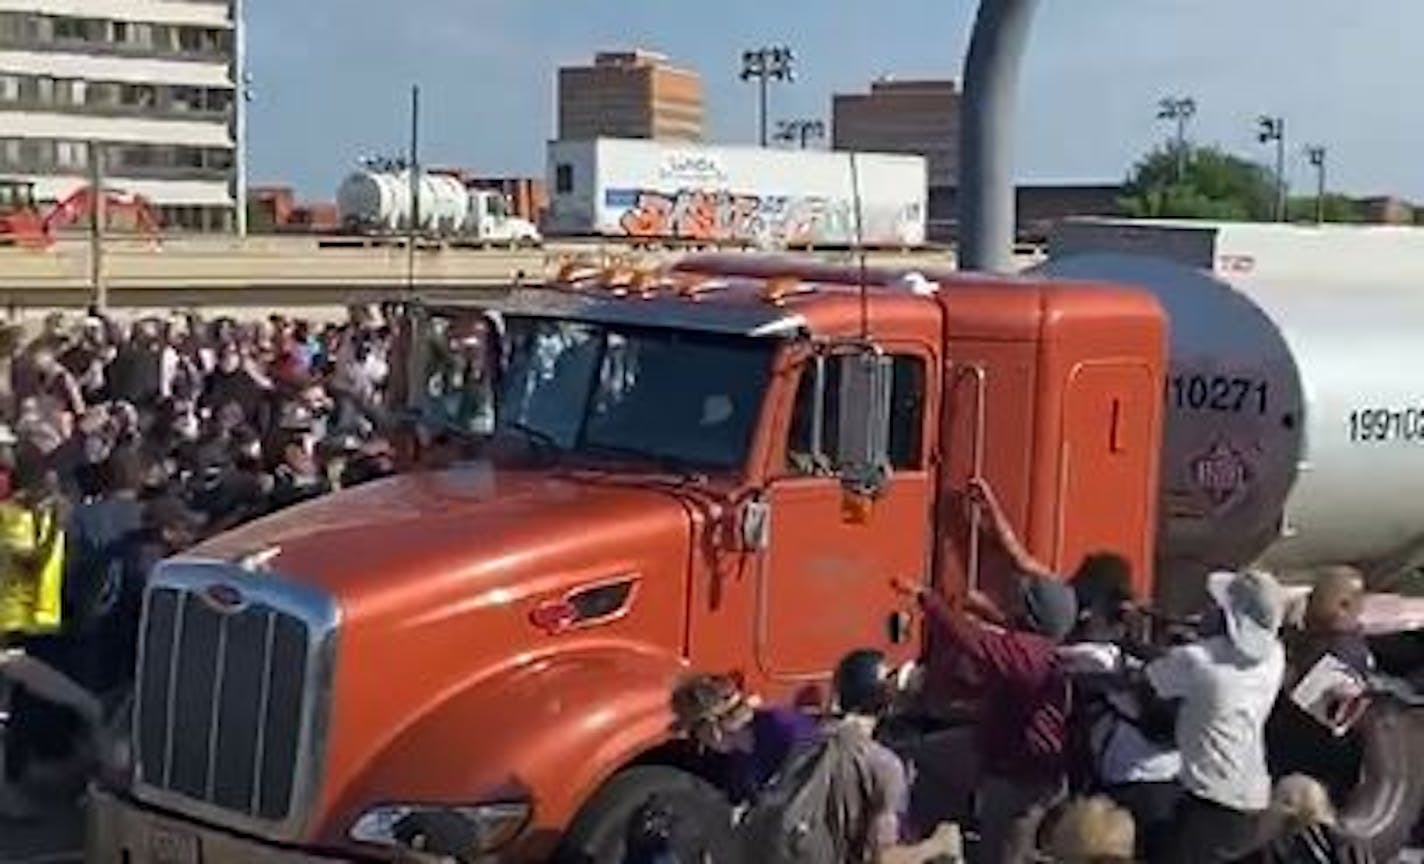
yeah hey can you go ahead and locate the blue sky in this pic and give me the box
[246,1,1424,201]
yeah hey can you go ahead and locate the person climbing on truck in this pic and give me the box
[907,477,1078,864]
[1145,569,1287,864]
[1057,584,1182,861]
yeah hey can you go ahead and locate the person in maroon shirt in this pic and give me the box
[907,478,1078,864]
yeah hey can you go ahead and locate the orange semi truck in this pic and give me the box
[87,254,1417,862]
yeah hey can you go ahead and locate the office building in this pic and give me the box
[832,78,960,188]
[558,50,702,142]
[0,0,241,232]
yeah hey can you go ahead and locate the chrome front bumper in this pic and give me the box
[86,785,350,864]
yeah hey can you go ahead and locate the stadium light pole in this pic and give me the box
[1257,115,1287,222]
[959,0,1041,273]
[740,46,796,147]
[1305,145,1327,225]
[1157,96,1197,183]
[774,118,825,149]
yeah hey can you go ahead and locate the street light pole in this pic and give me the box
[1156,96,1196,183]
[1257,115,1287,222]
[88,140,107,311]
[406,84,420,294]
[740,46,795,147]
[1305,145,1327,225]
[232,0,249,236]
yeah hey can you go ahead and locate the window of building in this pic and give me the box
[35,76,54,104]
[555,163,574,194]
[122,84,157,108]
[88,81,121,107]
[55,140,88,170]
[786,353,926,476]
[52,17,85,40]
[0,139,21,167]
[151,24,175,51]
[0,75,19,103]
[170,86,199,112]
[53,79,85,107]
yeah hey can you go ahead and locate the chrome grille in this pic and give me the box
[132,560,338,840]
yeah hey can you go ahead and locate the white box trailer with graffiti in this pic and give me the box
[544,138,927,248]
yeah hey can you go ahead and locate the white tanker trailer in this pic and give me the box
[1042,220,1424,610]
[336,169,539,243]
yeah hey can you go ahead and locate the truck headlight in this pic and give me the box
[349,802,530,855]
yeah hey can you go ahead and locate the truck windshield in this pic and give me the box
[495,317,774,472]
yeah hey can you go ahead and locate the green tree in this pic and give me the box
[1120,145,1276,221]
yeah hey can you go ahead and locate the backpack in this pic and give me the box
[735,720,881,864]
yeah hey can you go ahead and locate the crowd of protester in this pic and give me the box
[638,479,1383,864]
[0,305,401,818]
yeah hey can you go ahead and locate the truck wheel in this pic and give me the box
[1337,702,1424,861]
[554,765,735,864]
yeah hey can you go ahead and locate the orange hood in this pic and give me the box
[194,464,702,835]
[193,464,698,620]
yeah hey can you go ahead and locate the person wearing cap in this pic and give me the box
[669,673,818,808]
[1146,569,1287,864]
[907,478,1078,864]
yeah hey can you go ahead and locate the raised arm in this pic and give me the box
[967,478,1055,580]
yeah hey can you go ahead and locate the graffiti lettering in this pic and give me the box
[611,188,916,247]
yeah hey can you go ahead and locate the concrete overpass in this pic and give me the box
[0,234,1045,319]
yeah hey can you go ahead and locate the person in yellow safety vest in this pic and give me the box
[0,449,103,821]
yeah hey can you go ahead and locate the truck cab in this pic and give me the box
[90,260,1166,863]
[465,189,541,246]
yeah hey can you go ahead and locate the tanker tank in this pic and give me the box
[337,170,408,232]
[336,170,469,234]
[1038,252,1424,606]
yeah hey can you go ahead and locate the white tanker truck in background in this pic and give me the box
[336,168,541,245]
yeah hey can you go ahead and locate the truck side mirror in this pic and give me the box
[835,349,893,497]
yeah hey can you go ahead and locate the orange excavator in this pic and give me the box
[0,179,162,249]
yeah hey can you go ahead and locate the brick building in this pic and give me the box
[832,79,960,189]
[558,50,703,142]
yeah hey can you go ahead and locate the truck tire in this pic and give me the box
[1337,702,1424,861]
[554,765,736,864]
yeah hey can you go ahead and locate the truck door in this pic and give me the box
[755,347,933,683]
